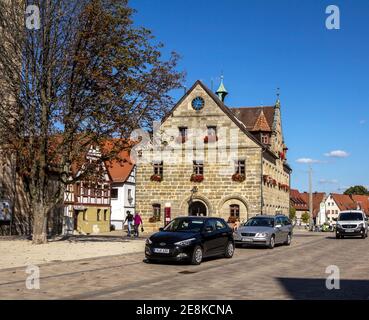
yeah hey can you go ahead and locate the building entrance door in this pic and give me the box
[188,201,207,216]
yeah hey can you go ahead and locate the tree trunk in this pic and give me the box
[32,202,48,244]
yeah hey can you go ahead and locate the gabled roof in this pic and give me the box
[71,139,135,184]
[330,193,357,211]
[162,80,278,160]
[252,110,272,132]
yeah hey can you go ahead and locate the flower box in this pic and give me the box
[232,173,246,182]
[149,216,157,223]
[190,174,204,183]
[150,174,163,182]
[204,135,218,144]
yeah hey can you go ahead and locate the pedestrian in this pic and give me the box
[133,212,143,238]
[124,211,134,237]
[233,218,241,231]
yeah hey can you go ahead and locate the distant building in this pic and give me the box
[324,193,369,223]
[64,144,135,235]
[109,151,136,230]
[290,189,326,225]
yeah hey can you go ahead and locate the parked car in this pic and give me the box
[335,210,368,239]
[233,215,293,249]
[145,216,235,265]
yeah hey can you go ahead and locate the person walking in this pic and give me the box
[124,211,134,237]
[133,212,143,238]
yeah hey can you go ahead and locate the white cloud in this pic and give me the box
[319,179,339,185]
[324,150,349,158]
[296,158,321,164]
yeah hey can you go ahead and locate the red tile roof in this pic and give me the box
[290,189,326,217]
[331,193,357,211]
[351,195,369,215]
[231,106,275,132]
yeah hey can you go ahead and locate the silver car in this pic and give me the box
[234,215,293,249]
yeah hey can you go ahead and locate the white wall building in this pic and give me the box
[110,166,136,230]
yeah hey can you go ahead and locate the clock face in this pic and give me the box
[192,97,205,111]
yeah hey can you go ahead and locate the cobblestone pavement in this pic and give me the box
[1,231,369,300]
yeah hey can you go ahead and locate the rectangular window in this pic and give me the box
[153,204,161,220]
[104,209,108,221]
[111,188,118,199]
[97,209,101,221]
[261,134,269,145]
[153,161,163,176]
[207,126,217,136]
[179,127,187,138]
[96,186,102,198]
[230,205,240,218]
[103,185,109,197]
[83,210,87,221]
[83,184,89,196]
[193,161,204,175]
[235,160,245,175]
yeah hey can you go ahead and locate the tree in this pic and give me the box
[0,0,184,243]
[301,212,310,224]
[344,186,369,196]
[289,207,296,221]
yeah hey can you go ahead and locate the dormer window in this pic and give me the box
[261,134,269,145]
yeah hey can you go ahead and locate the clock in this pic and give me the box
[192,97,205,111]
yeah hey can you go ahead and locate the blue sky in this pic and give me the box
[130,0,369,193]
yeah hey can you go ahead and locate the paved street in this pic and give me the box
[0,231,369,300]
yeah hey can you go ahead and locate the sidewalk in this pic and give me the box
[0,232,148,270]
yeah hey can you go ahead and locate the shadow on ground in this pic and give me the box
[53,235,146,243]
[277,277,369,300]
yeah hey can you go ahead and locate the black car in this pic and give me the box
[145,216,235,265]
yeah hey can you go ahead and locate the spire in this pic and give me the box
[216,75,228,102]
[275,87,281,109]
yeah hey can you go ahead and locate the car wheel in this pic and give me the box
[224,241,235,258]
[268,235,275,249]
[362,232,366,239]
[284,233,292,246]
[191,246,203,265]
[335,234,340,239]
[145,258,157,264]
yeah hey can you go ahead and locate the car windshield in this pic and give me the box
[164,218,204,232]
[244,217,274,227]
[339,212,363,221]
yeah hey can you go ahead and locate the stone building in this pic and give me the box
[135,79,292,231]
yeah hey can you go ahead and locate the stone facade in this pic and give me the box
[134,80,291,231]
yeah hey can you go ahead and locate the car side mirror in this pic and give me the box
[275,224,282,229]
[159,227,164,232]
[365,217,368,222]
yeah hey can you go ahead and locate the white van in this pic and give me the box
[336,210,368,239]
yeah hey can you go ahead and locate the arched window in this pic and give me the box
[230,204,240,218]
